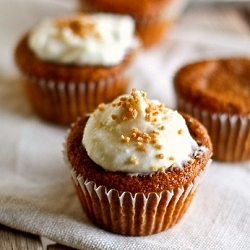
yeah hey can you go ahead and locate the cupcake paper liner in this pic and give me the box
[177,97,250,162]
[63,143,211,236]
[22,72,130,125]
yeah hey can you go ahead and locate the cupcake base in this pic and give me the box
[67,164,209,236]
[22,74,129,125]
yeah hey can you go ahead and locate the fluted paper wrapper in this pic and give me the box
[63,144,211,236]
[21,72,130,125]
[177,97,250,162]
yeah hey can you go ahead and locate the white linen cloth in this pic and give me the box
[0,0,250,249]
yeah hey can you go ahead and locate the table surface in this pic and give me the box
[1,0,250,249]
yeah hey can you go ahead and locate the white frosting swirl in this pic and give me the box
[83,89,201,173]
[28,13,136,66]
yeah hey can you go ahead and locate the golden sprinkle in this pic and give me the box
[157,154,164,159]
[131,132,137,139]
[150,166,157,171]
[120,135,130,143]
[150,139,157,144]
[160,125,165,130]
[122,115,128,121]
[130,155,139,165]
[150,134,157,140]
[159,166,166,172]
[120,96,127,101]
[141,91,147,98]
[156,144,163,150]
[171,163,177,168]
[168,156,175,161]
[98,103,105,111]
[96,122,104,128]
[56,15,101,39]
[188,159,195,164]
[145,114,151,121]
[152,130,159,135]
[141,133,149,139]
[178,129,184,135]
[132,127,139,133]
[137,136,143,142]
[137,142,147,152]
[112,89,140,121]
[132,110,138,119]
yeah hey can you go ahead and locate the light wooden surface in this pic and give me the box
[0,224,42,250]
[0,224,76,250]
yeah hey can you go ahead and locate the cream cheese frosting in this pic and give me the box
[83,89,203,174]
[28,13,136,66]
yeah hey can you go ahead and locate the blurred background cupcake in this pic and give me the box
[174,57,250,162]
[79,0,190,48]
[14,13,139,125]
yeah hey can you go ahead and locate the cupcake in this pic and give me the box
[64,88,212,236]
[174,57,250,162]
[79,0,189,48]
[14,13,139,125]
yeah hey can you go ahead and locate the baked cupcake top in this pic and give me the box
[174,58,250,116]
[28,13,137,66]
[83,88,207,174]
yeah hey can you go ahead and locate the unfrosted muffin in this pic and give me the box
[15,13,139,125]
[64,88,212,236]
[174,57,250,162]
[79,0,189,48]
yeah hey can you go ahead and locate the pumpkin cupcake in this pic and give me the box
[79,0,189,48]
[174,57,250,162]
[64,88,212,236]
[14,13,139,125]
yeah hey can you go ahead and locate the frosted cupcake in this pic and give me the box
[174,57,250,162]
[14,13,139,125]
[64,88,212,236]
[80,0,189,48]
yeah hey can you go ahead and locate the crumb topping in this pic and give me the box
[83,89,201,173]
[98,103,105,111]
[178,129,184,135]
[157,153,164,159]
[130,155,139,165]
[111,89,188,170]
[55,14,101,39]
